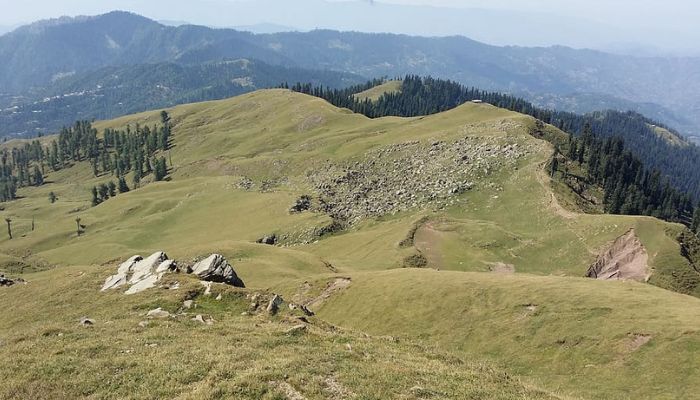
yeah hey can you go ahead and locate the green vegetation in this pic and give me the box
[0,89,699,398]
[0,267,561,399]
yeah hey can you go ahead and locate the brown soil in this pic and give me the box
[413,221,444,269]
[586,229,650,282]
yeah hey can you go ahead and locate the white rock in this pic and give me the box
[155,259,177,274]
[101,273,128,291]
[190,254,245,287]
[117,255,143,275]
[125,273,163,295]
[267,294,284,314]
[129,252,168,284]
[146,308,170,319]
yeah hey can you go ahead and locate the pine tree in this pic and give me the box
[154,157,167,181]
[118,177,130,193]
[91,186,99,207]
[48,191,57,204]
[98,183,109,201]
[32,165,43,186]
[133,169,141,188]
[108,181,117,197]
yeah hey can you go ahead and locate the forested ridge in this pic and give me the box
[0,111,173,203]
[289,76,698,227]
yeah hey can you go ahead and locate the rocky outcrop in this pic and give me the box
[102,252,244,294]
[586,229,650,281]
[102,251,178,294]
[189,254,245,287]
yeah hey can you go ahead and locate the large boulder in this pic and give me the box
[102,251,178,294]
[189,254,245,287]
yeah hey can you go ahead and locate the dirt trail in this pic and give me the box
[535,161,578,220]
[306,277,352,310]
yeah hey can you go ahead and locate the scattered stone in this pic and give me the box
[79,317,95,326]
[290,195,312,213]
[183,300,194,309]
[0,275,15,287]
[308,137,530,226]
[138,320,149,328]
[284,324,307,335]
[267,294,284,315]
[190,254,245,287]
[215,293,223,301]
[256,234,277,245]
[192,314,215,325]
[146,308,171,319]
[288,303,314,316]
[201,281,213,295]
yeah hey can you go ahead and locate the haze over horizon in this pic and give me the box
[1,0,698,56]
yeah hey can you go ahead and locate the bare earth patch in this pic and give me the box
[269,381,306,400]
[413,221,445,269]
[586,229,650,282]
[488,262,516,274]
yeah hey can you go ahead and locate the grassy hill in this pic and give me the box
[0,89,699,398]
[353,80,402,102]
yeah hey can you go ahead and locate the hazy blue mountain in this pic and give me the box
[1,11,699,140]
[0,59,364,137]
[233,23,301,34]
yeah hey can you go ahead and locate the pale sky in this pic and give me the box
[1,0,698,55]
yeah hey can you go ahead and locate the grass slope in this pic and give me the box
[0,266,560,399]
[315,269,700,400]
[0,89,698,398]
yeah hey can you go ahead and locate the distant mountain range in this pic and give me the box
[1,11,699,141]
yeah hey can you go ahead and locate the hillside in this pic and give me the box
[1,90,699,398]
[1,11,700,141]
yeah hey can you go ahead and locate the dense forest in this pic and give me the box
[289,76,697,227]
[0,111,172,203]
